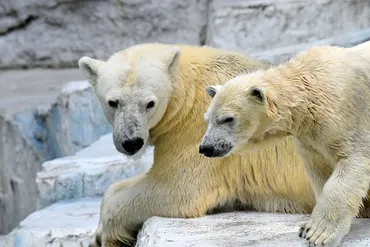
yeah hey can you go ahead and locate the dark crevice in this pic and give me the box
[0,15,38,36]
[10,179,16,192]
[200,0,212,46]
[6,10,17,17]
[247,4,269,11]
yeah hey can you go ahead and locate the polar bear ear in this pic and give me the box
[249,86,265,102]
[248,86,278,117]
[78,56,104,86]
[162,46,181,76]
[205,85,222,98]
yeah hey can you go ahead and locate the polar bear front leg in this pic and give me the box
[88,174,146,247]
[299,156,370,247]
[91,173,214,247]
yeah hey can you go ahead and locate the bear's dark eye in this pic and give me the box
[108,100,119,108]
[146,100,155,109]
[222,117,234,124]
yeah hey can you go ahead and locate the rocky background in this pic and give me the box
[1,0,370,244]
[2,0,370,69]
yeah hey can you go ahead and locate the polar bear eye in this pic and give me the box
[221,117,235,124]
[108,100,119,108]
[146,100,155,109]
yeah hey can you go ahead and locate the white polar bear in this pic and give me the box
[201,42,370,247]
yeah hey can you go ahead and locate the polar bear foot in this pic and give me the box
[299,216,351,247]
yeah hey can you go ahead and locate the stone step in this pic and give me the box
[0,235,5,246]
[4,198,369,247]
[36,133,153,208]
[137,213,370,247]
[3,198,100,247]
[0,69,111,233]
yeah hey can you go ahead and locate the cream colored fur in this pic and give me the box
[203,42,370,247]
[79,44,317,247]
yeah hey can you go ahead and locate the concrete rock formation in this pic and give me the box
[36,133,153,208]
[1,0,370,68]
[0,0,208,69]
[3,133,153,244]
[4,200,370,247]
[3,198,100,247]
[252,28,370,64]
[207,0,370,55]
[136,213,370,247]
[0,70,111,233]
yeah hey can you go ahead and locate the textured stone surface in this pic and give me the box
[207,0,370,55]
[36,133,153,208]
[2,0,370,69]
[0,69,82,115]
[0,0,208,69]
[0,70,111,233]
[0,235,6,246]
[252,28,370,63]
[46,80,112,157]
[137,213,370,247]
[3,198,100,247]
[4,202,370,247]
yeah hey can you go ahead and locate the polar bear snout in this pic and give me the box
[199,144,216,157]
[121,137,144,155]
[199,139,233,158]
[113,131,147,157]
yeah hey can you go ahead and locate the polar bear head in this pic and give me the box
[200,71,282,158]
[78,44,180,158]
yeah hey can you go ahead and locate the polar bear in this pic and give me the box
[201,42,370,247]
[78,44,316,247]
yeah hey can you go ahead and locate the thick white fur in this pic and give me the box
[204,42,370,247]
[79,44,319,247]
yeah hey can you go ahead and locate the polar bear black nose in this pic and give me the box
[199,145,216,157]
[122,138,144,155]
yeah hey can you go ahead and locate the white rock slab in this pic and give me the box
[4,200,370,247]
[0,235,6,246]
[74,132,124,158]
[137,213,370,247]
[36,133,153,208]
[3,198,100,247]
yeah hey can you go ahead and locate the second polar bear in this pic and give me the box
[201,42,370,247]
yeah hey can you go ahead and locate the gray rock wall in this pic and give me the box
[207,0,370,55]
[0,0,208,69]
[1,0,370,69]
[0,114,42,235]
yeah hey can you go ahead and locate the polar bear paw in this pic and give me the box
[299,216,351,247]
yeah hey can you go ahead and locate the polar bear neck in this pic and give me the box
[149,47,270,160]
[266,59,335,138]
[149,63,199,143]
